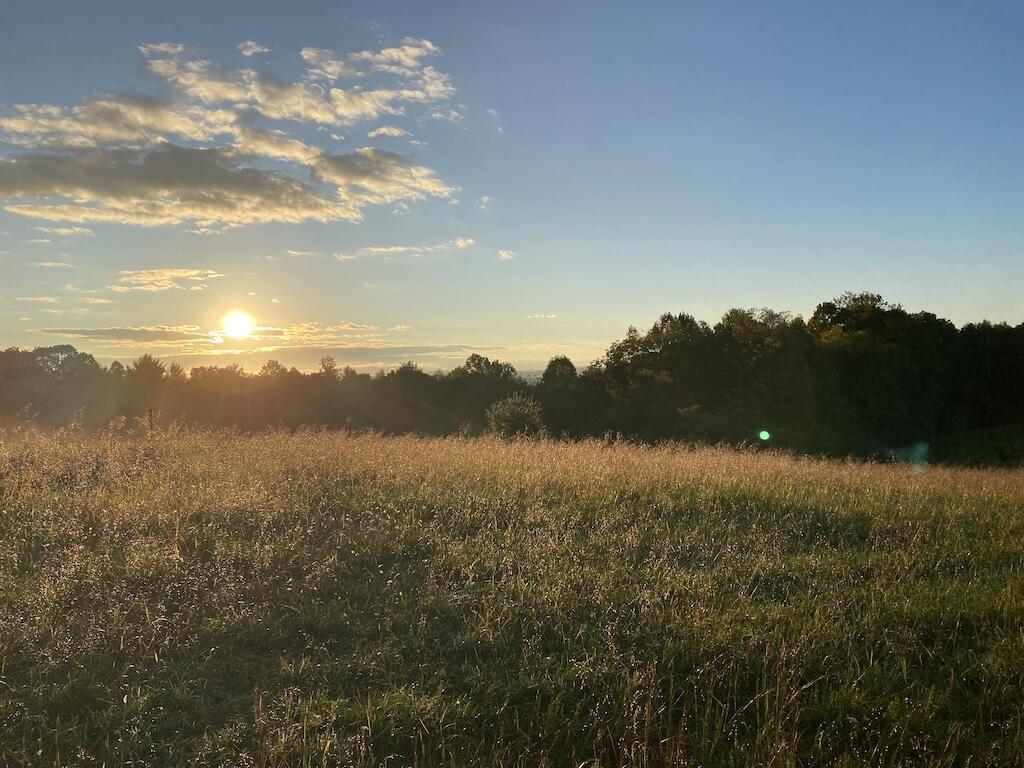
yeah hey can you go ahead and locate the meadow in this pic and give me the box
[1,426,1022,766]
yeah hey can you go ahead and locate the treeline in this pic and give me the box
[2,292,1023,462]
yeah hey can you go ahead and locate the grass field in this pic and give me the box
[1,427,1023,766]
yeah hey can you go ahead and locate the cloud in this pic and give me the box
[16,296,60,303]
[230,125,322,164]
[108,267,224,292]
[238,40,271,57]
[526,314,557,319]
[406,68,456,103]
[497,249,515,261]
[0,140,452,228]
[62,283,100,294]
[142,42,451,127]
[485,108,504,134]
[368,125,410,139]
[0,95,236,148]
[143,56,249,103]
[84,297,113,304]
[300,47,355,81]
[35,225,94,237]
[479,195,492,209]
[350,38,440,76]
[0,40,459,228]
[249,76,363,124]
[284,249,318,258]
[29,261,74,268]
[34,320,386,354]
[337,236,473,260]
[39,325,209,342]
[312,147,454,205]
[138,42,184,56]
[429,107,463,123]
[0,146,359,227]
[26,238,51,244]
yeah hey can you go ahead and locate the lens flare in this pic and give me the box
[221,310,255,340]
[759,430,771,441]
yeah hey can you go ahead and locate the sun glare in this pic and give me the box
[221,310,255,340]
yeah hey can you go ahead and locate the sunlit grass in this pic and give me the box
[1,426,1022,765]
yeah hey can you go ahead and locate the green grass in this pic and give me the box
[1,426,1023,766]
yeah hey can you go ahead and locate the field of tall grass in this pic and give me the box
[1,426,1022,766]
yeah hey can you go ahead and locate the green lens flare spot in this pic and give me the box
[759,430,771,441]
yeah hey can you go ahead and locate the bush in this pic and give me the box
[485,392,545,437]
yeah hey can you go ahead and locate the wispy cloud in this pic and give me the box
[39,325,210,342]
[28,261,74,268]
[526,313,558,320]
[337,236,474,260]
[35,320,391,355]
[497,249,515,261]
[368,125,410,139]
[108,268,224,293]
[485,108,504,134]
[429,107,463,123]
[138,42,184,56]
[16,296,59,303]
[62,283,100,294]
[36,226,94,237]
[238,40,271,57]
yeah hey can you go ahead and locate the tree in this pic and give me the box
[443,354,522,432]
[125,354,166,413]
[541,356,577,387]
[539,356,579,436]
[458,353,518,381]
[259,359,288,379]
[319,356,339,380]
[486,392,545,438]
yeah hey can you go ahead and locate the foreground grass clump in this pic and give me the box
[1,427,1023,766]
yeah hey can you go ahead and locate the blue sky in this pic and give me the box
[1,0,1022,370]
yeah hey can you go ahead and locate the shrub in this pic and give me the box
[485,392,545,437]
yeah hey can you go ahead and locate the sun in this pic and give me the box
[221,310,255,340]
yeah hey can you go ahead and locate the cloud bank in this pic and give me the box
[0,39,457,229]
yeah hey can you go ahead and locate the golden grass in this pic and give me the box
[1,426,1022,766]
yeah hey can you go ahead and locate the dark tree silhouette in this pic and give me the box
[2,293,1023,464]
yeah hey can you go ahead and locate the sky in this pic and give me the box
[1,0,1022,372]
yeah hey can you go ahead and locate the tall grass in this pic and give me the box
[1,426,1022,766]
